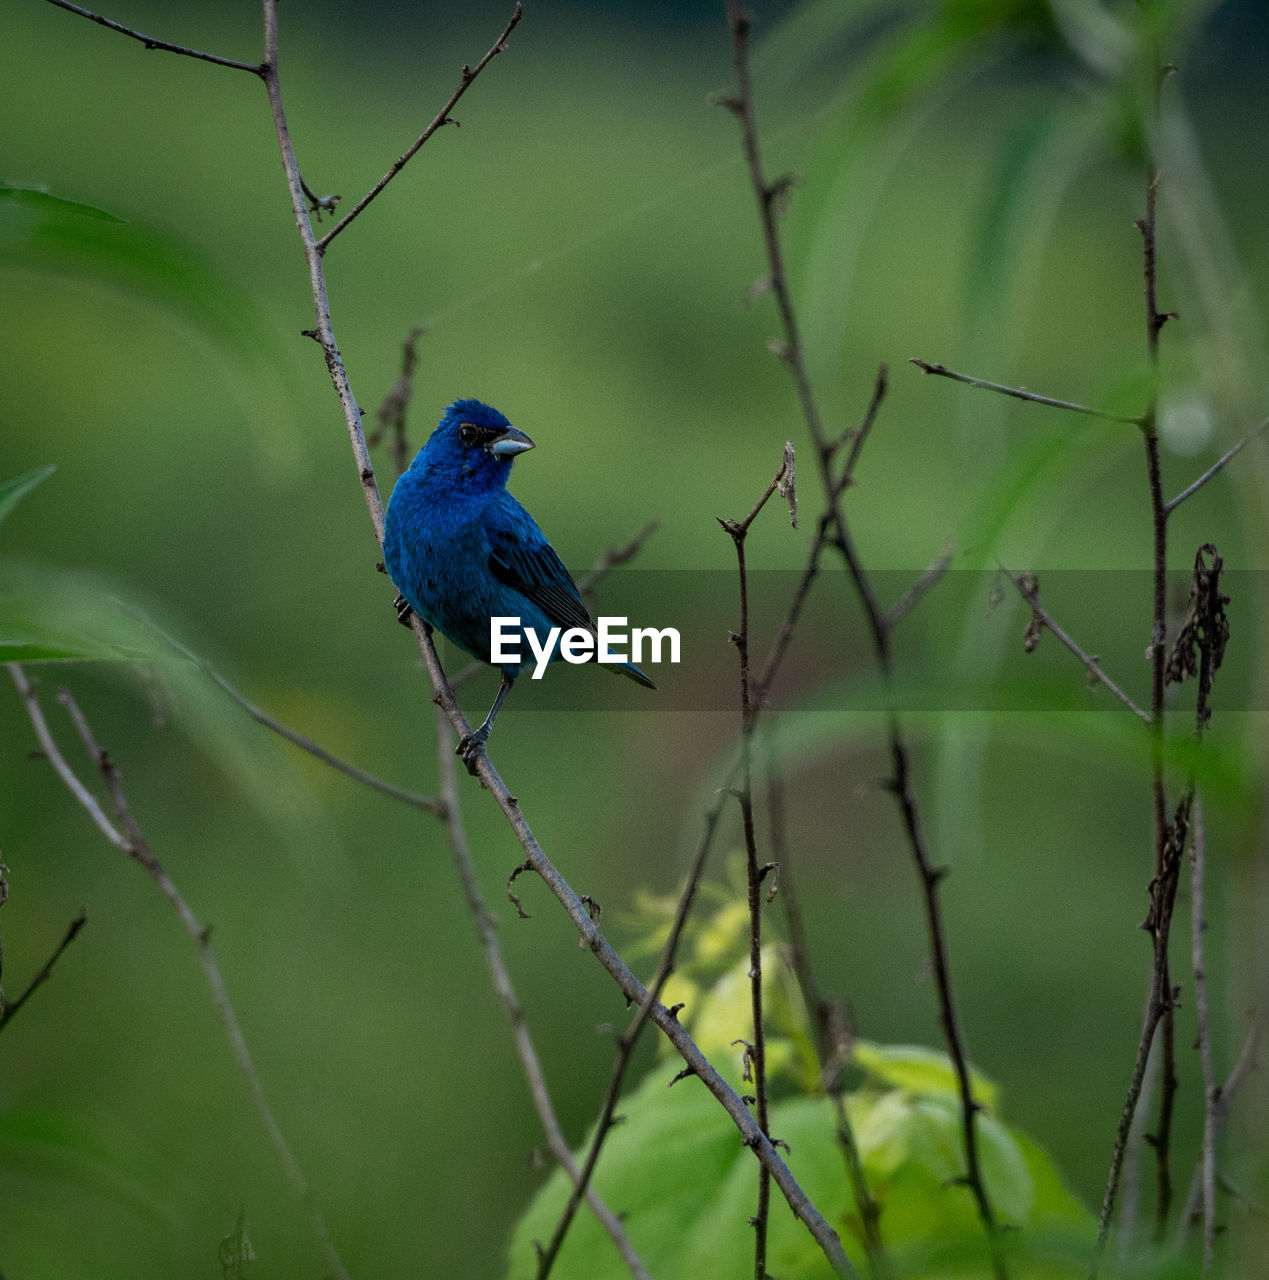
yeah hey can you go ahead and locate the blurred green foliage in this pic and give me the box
[1,1,1267,1277]
[509,927,1091,1278]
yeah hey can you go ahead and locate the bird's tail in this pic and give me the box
[611,659,656,690]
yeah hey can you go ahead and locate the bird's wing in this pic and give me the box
[485,503,594,633]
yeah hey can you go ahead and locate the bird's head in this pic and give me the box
[420,399,535,486]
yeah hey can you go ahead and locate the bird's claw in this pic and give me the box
[393,593,414,627]
[457,728,489,776]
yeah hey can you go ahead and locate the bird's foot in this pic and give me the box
[393,594,414,627]
[456,726,490,776]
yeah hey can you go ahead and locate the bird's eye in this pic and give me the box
[458,422,479,445]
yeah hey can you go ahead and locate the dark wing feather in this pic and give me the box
[486,520,594,633]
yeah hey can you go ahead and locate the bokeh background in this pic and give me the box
[2,0,1267,1275]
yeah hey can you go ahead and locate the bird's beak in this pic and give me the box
[487,426,536,457]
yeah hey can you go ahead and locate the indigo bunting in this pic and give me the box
[384,398,654,770]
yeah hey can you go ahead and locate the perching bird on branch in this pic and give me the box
[384,398,654,772]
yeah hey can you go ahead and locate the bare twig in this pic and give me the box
[1188,792,1217,1272]
[535,784,729,1279]
[1004,569,1150,722]
[1095,118,1180,1267]
[1094,788,1191,1276]
[577,521,661,595]
[1178,1006,1265,1241]
[886,537,954,630]
[766,752,887,1278]
[834,364,889,490]
[722,5,1000,1270]
[753,512,831,701]
[1140,174,1171,959]
[432,709,650,1280]
[371,326,426,480]
[132,611,443,814]
[42,0,265,74]
[719,451,801,1280]
[0,907,88,1033]
[1096,545,1231,1272]
[721,2,830,463]
[1166,545,1228,1271]
[1084,51,1195,1265]
[909,359,1145,425]
[723,3,1000,1271]
[10,665,130,850]
[314,4,524,252]
[417,620,856,1272]
[10,666,351,1280]
[262,1,386,541]
[1164,415,1269,514]
[468,693,857,1272]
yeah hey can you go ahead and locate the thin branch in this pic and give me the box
[1189,792,1217,1273]
[909,359,1146,425]
[0,908,88,1033]
[314,4,523,253]
[9,665,130,851]
[1003,569,1151,722]
[536,783,729,1279]
[753,511,830,701]
[1083,79,1187,1265]
[725,445,795,538]
[834,364,889,490]
[1093,789,1190,1278]
[766,752,888,1279]
[723,3,1001,1270]
[721,1,831,462]
[42,0,265,74]
[371,326,426,481]
[1096,541,1229,1272]
[1164,415,1269,514]
[1178,1006,1265,1240]
[432,709,650,1280]
[11,670,350,1280]
[720,457,791,1280]
[134,611,443,814]
[414,612,857,1274]
[1137,170,1174,362]
[1166,546,1228,1270]
[262,0,385,540]
[886,537,954,629]
[577,521,661,595]
[1139,126,1180,1253]
[752,370,897,703]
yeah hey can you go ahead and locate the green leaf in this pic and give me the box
[0,464,56,528]
[0,181,126,236]
[505,1077,846,1280]
[0,559,339,853]
[505,1053,1093,1280]
[0,1105,174,1225]
[854,1040,1000,1113]
[505,908,1091,1278]
[671,944,820,1093]
[0,181,294,434]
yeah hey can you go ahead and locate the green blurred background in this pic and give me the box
[2,0,1267,1275]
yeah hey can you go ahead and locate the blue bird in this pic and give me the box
[383,399,654,771]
